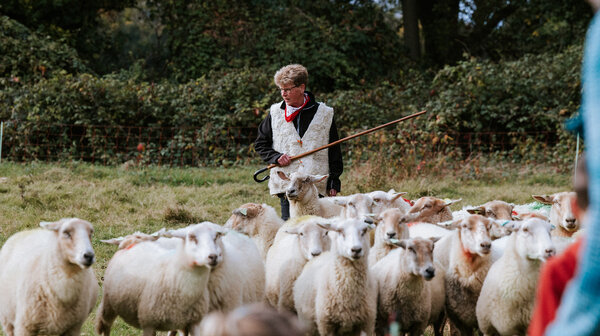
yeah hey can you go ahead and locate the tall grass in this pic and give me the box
[0,160,571,335]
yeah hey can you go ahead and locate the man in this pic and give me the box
[255,64,343,220]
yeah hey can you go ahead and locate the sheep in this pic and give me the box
[476,218,556,336]
[369,208,410,266]
[293,217,377,335]
[532,192,580,237]
[401,196,462,224]
[265,215,331,313]
[369,189,411,216]
[224,202,283,260]
[96,223,222,336]
[408,223,452,240]
[371,237,445,336]
[0,218,98,336]
[277,171,343,218]
[432,214,498,335]
[332,193,375,220]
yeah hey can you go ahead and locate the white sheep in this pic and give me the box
[293,217,377,335]
[371,237,445,336]
[532,192,580,237]
[332,193,375,220]
[96,223,222,335]
[476,218,556,336]
[265,215,331,313]
[401,196,462,224]
[368,189,411,216]
[369,208,410,266]
[0,218,98,336]
[432,214,498,335]
[277,171,343,218]
[224,202,283,260]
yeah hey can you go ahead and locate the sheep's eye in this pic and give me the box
[408,247,415,253]
[522,228,529,233]
[299,232,304,236]
[349,202,354,207]
[423,204,432,209]
[361,229,367,236]
[63,231,72,239]
[374,198,381,203]
[324,231,328,237]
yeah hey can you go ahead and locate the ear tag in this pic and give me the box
[239,208,248,216]
[389,238,401,244]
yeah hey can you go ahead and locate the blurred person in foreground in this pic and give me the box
[198,303,305,336]
[528,156,587,336]
[546,0,600,334]
[254,64,343,220]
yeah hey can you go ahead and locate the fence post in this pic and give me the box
[0,121,3,164]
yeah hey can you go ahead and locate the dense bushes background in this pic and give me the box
[0,0,591,167]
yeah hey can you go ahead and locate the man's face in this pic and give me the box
[280,83,305,107]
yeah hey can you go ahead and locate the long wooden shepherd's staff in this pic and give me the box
[253,110,427,183]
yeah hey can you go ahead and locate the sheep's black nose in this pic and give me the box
[311,250,322,257]
[351,247,362,254]
[208,254,218,263]
[424,267,435,279]
[480,242,491,250]
[386,232,396,239]
[83,252,95,265]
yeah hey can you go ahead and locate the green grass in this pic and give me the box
[0,161,571,335]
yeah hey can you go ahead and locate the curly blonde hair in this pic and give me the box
[274,64,308,88]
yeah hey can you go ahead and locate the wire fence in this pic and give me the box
[0,121,571,168]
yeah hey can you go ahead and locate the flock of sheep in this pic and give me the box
[0,170,582,336]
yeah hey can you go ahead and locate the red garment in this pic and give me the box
[284,94,310,122]
[528,238,583,336]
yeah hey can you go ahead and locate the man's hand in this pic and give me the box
[328,189,337,197]
[277,154,291,166]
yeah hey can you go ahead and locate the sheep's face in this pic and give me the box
[533,192,579,233]
[401,197,460,224]
[468,200,514,221]
[395,238,437,280]
[509,218,556,261]
[369,190,407,217]
[451,215,493,257]
[279,171,326,201]
[225,203,267,236]
[376,208,409,244]
[285,219,331,259]
[333,194,374,220]
[320,218,374,261]
[178,224,224,268]
[41,218,95,269]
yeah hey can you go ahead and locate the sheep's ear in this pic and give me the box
[284,227,300,235]
[100,237,124,245]
[532,194,554,205]
[391,239,408,249]
[40,220,62,231]
[466,206,485,215]
[391,193,405,203]
[277,171,290,181]
[161,228,187,239]
[317,221,341,233]
[444,198,462,206]
[310,174,328,184]
[444,219,462,230]
[331,196,348,206]
[430,236,441,244]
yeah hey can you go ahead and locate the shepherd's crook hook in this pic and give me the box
[252,110,427,183]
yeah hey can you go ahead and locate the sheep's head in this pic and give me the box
[225,203,272,236]
[164,222,225,268]
[375,208,409,244]
[278,171,327,201]
[401,197,461,224]
[285,216,331,259]
[505,218,556,261]
[467,200,514,220]
[318,217,374,261]
[368,190,408,217]
[332,193,374,220]
[447,215,493,257]
[41,218,95,269]
[533,192,579,233]
[101,229,163,250]
[392,237,438,280]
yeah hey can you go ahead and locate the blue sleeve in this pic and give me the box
[546,12,600,336]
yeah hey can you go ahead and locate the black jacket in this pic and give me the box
[255,91,343,192]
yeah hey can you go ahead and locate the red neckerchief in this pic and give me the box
[284,94,310,122]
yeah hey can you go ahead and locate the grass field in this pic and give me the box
[0,161,572,335]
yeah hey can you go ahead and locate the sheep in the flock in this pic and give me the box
[369,189,411,216]
[96,223,222,336]
[371,237,446,336]
[277,171,343,218]
[0,218,98,336]
[532,192,580,237]
[100,229,165,249]
[369,208,410,265]
[433,214,499,335]
[333,193,375,220]
[465,200,514,238]
[401,196,462,225]
[476,218,556,336]
[225,202,283,260]
[294,217,377,335]
[265,216,331,313]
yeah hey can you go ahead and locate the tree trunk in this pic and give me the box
[402,0,420,60]
[418,0,460,65]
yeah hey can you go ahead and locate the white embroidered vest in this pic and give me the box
[268,102,333,195]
